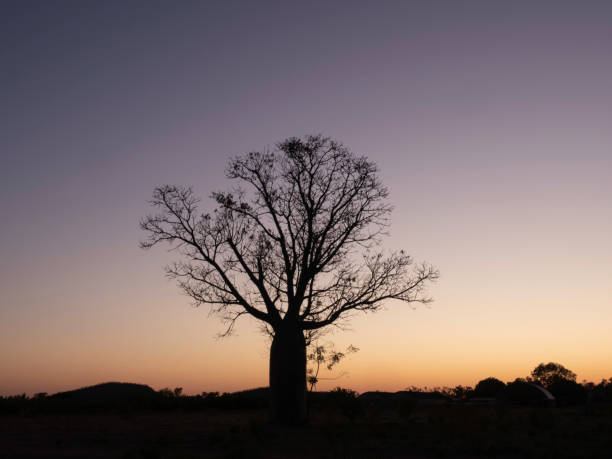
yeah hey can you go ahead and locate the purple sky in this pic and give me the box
[1,1,611,395]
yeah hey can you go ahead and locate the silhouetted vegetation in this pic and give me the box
[3,363,610,419]
[473,377,506,398]
[1,362,610,459]
[307,342,359,391]
[531,362,576,386]
[141,135,438,423]
[3,376,612,458]
[0,385,271,415]
[529,362,587,406]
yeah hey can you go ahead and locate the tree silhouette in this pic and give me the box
[530,362,577,387]
[140,135,438,423]
[307,342,359,392]
[473,377,506,398]
[530,362,586,405]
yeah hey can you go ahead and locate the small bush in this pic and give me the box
[327,387,362,421]
[473,378,506,398]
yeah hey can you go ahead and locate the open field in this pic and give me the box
[2,403,611,459]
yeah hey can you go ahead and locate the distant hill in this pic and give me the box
[33,382,159,412]
[51,382,156,401]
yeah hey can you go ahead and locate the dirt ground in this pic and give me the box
[2,405,611,458]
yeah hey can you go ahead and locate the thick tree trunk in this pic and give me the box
[269,324,307,424]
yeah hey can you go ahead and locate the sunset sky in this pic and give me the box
[1,1,611,396]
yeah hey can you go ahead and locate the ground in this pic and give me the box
[1,404,611,458]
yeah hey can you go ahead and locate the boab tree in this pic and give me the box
[140,135,438,423]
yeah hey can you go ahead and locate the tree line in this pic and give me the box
[2,362,611,415]
[408,362,612,406]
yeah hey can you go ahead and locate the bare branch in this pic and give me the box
[141,136,438,337]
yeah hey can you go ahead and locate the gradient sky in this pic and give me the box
[1,1,611,396]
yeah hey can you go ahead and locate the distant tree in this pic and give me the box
[593,378,612,401]
[547,377,586,405]
[307,342,358,391]
[141,135,438,423]
[473,377,506,398]
[530,362,577,387]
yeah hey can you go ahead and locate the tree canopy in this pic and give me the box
[530,362,577,387]
[141,135,438,422]
[141,135,438,336]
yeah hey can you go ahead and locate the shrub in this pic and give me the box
[473,378,506,398]
[547,378,586,405]
[327,387,362,421]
